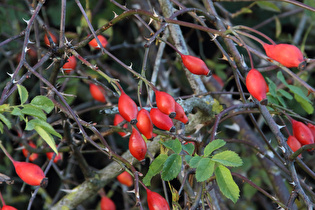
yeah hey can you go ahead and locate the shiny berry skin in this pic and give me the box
[89,83,106,103]
[136,109,154,140]
[2,205,18,210]
[246,69,268,104]
[62,55,77,74]
[154,90,176,118]
[13,161,48,187]
[150,108,175,132]
[118,91,138,125]
[129,127,147,161]
[22,141,38,162]
[113,114,128,137]
[117,171,133,187]
[287,136,302,157]
[263,44,306,70]
[46,152,63,163]
[100,196,116,210]
[180,54,211,76]
[174,102,189,124]
[146,188,170,210]
[89,35,108,49]
[44,32,58,47]
[307,123,315,141]
[292,119,314,145]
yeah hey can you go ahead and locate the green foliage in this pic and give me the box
[182,142,194,155]
[161,154,182,181]
[256,1,280,13]
[143,154,168,186]
[161,139,182,154]
[212,151,243,167]
[195,158,215,182]
[215,165,240,203]
[144,139,242,203]
[276,71,313,114]
[0,85,59,153]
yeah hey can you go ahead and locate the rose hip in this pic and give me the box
[129,127,147,161]
[150,108,175,132]
[246,68,268,104]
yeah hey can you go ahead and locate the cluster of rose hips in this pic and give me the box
[245,43,306,105]
[287,119,315,157]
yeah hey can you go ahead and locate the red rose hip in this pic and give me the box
[150,108,175,132]
[129,127,147,161]
[136,109,154,140]
[263,43,306,70]
[146,188,170,210]
[246,68,268,104]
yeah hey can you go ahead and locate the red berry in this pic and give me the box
[113,114,128,137]
[62,55,77,74]
[44,32,58,47]
[246,69,268,104]
[180,54,211,76]
[146,188,170,210]
[118,90,138,125]
[150,108,175,132]
[100,196,116,210]
[13,161,48,187]
[292,119,314,145]
[46,151,63,163]
[263,43,306,70]
[136,109,154,140]
[22,141,39,162]
[89,35,108,49]
[154,90,176,118]
[129,127,147,161]
[2,205,18,210]
[287,136,302,158]
[307,123,315,142]
[117,171,133,187]
[89,83,106,103]
[174,102,189,124]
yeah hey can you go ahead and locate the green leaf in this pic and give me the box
[34,125,58,154]
[182,142,195,155]
[277,95,287,108]
[287,85,311,103]
[212,150,243,167]
[278,89,293,100]
[196,158,215,182]
[161,154,182,181]
[143,154,168,186]
[0,104,10,112]
[0,114,11,130]
[0,122,3,133]
[294,93,314,114]
[266,78,277,96]
[31,96,54,113]
[215,164,240,203]
[277,71,288,86]
[161,139,182,154]
[17,84,28,104]
[189,155,202,168]
[11,107,23,117]
[185,155,193,164]
[275,17,282,38]
[256,1,280,12]
[204,139,226,157]
[25,119,62,138]
[21,104,47,121]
